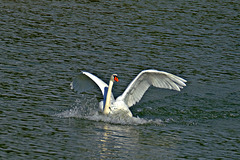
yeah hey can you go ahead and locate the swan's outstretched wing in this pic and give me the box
[117,69,187,107]
[71,71,115,100]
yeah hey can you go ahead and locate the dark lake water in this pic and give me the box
[1,0,239,159]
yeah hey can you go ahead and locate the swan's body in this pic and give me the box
[71,69,187,117]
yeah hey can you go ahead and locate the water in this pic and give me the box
[0,0,239,159]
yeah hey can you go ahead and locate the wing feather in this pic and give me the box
[70,71,115,100]
[117,69,187,107]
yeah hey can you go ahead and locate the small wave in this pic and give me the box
[86,113,164,125]
[55,95,164,125]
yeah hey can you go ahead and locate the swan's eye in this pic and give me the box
[114,76,119,82]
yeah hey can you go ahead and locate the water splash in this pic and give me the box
[56,94,99,118]
[56,95,164,125]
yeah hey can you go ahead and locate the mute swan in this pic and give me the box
[70,69,187,117]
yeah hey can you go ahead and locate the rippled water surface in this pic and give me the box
[1,0,239,159]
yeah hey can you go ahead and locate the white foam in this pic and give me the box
[56,95,164,125]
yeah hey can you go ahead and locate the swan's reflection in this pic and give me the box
[96,121,180,159]
[97,123,139,160]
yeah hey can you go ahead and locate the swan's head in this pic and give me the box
[111,74,119,82]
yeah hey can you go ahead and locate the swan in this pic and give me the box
[70,69,187,117]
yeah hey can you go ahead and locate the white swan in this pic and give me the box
[70,69,187,117]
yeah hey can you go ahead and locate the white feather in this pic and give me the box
[117,70,186,107]
[71,69,187,117]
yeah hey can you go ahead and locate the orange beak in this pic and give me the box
[114,76,119,82]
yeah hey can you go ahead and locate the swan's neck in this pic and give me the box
[103,80,114,115]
